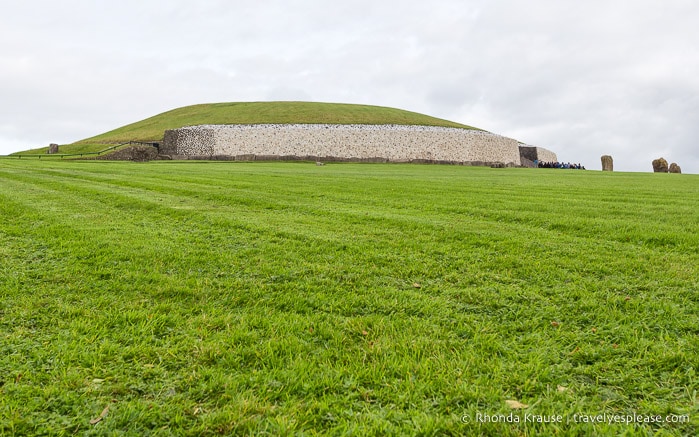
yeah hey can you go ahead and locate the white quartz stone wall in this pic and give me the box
[162,124,523,165]
[535,147,558,163]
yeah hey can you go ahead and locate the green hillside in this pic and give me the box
[80,101,478,144]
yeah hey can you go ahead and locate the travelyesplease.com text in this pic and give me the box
[461,412,690,425]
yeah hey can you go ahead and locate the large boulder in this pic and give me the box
[652,158,669,173]
[669,163,681,174]
[601,155,613,171]
[48,143,59,154]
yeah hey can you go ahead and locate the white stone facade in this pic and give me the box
[517,144,559,167]
[161,124,524,165]
[534,147,558,163]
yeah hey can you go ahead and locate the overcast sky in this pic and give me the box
[1,0,698,173]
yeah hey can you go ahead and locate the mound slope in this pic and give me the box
[76,101,479,145]
[14,101,556,165]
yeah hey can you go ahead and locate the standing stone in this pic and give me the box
[48,143,59,154]
[669,163,681,174]
[601,155,613,171]
[652,158,669,173]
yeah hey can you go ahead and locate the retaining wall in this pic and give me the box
[519,145,558,166]
[533,146,558,163]
[161,124,525,165]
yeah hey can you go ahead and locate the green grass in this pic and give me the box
[0,161,697,436]
[80,102,479,142]
[9,143,137,157]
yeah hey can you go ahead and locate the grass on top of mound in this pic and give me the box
[77,101,480,145]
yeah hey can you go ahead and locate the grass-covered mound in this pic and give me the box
[13,102,475,154]
[80,101,478,143]
[0,161,696,435]
[13,102,480,155]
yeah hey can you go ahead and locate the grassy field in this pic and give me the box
[12,102,479,155]
[0,160,697,436]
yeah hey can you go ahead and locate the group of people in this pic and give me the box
[536,161,585,170]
